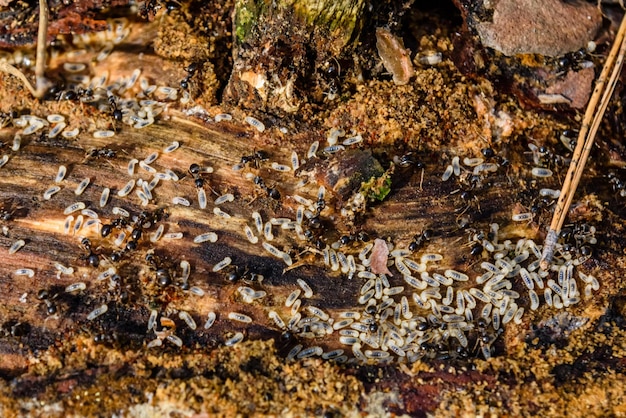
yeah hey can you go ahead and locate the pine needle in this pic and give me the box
[540,13,626,270]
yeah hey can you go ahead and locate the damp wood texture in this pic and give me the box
[1,1,626,417]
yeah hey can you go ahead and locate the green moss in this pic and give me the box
[361,169,393,202]
[234,0,259,43]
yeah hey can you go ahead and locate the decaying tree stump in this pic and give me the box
[0,1,626,416]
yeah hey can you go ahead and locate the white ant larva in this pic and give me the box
[291,151,299,171]
[172,196,190,206]
[55,165,67,183]
[118,179,135,197]
[99,187,110,207]
[244,116,265,132]
[193,232,218,243]
[127,159,138,176]
[178,311,197,330]
[63,202,86,215]
[212,256,232,272]
[87,304,108,320]
[307,141,319,158]
[214,193,234,205]
[531,167,553,178]
[244,225,258,244]
[228,312,252,323]
[204,312,217,329]
[164,141,180,153]
[198,188,207,209]
[43,185,61,200]
[93,130,115,138]
[75,178,91,196]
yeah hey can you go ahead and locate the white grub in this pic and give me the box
[61,128,80,138]
[228,312,252,323]
[297,278,314,298]
[93,130,115,138]
[87,304,108,321]
[214,193,234,205]
[441,164,454,181]
[112,206,130,217]
[531,167,553,178]
[271,162,291,172]
[65,282,86,293]
[127,159,138,176]
[189,286,205,297]
[307,140,319,158]
[163,141,180,153]
[198,188,207,209]
[282,252,293,266]
[74,177,91,195]
[63,201,86,215]
[164,232,183,240]
[43,185,61,200]
[193,232,218,243]
[9,239,26,254]
[213,207,231,218]
[99,187,110,207]
[55,165,67,183]
[117,179,135,197]
[212,256,232,272]
[244,116,265,132]
[150,224,164,242]
[0,154,9,168]
[178,311,197,330]
[368,238,392,275]
[214,113,233,122]
[204,312,217,329]
[172,196,191,206]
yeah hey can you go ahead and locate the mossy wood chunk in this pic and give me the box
[228,0,366,113]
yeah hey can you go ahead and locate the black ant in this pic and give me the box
[180,61,199,90]
[241,149,269,169]
[253,175,281,200]
[225,264,263,284]
[107,90,123,121]
[408,229,433,252]
[80,237,100,267]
